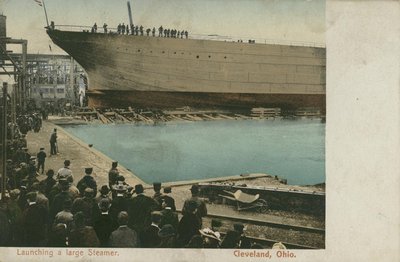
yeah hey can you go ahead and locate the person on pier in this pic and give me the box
[49,128,58,155]
[108,161,119,188]
[36,147,47,174]
[57,159,74,184]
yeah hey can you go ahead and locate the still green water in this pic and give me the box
[64,119,325,185]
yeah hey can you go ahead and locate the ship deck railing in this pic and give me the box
[52,25,326,48]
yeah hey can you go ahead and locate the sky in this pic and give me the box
[0,0,325,55]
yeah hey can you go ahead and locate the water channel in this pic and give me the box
[64,119,325,185]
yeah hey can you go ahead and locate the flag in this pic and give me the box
[34,0,43,7]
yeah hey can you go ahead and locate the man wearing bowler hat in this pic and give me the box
[127,184,159,233]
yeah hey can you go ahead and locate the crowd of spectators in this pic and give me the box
[90,22,189,39]
[0,140,260,248]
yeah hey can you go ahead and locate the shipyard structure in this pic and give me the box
[47,29,325,111]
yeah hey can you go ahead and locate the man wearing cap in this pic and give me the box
[109,211,140,247]
[57,160,73,183]
[182,184,207,227]
[49,128,58,155]
[127,184,159,234]
[77,167,97,196]
[108,161,119,188]
[141,211,162,248]
[22,192,48,246]
[36,147,47,174]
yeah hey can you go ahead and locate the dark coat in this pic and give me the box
[177,213,201,247]
[71,197,96,226]
[22,203,48,246]
[93,213,118,247]
[161,195,176,211]
[160,209,179,230]
[220,230,241,249]
[50,191,74,221]
[127,194,159,232]
[69,226,100,247]
[36,151,47,163]
[47,225,67,247]
[109,196,129,222]
[141,224,160,248]
[108,168,119,186]
[39,177,57,198]
[76,175,97,196]
[182,196,207,222]
[109,226,140,247]
[0,207,10,246]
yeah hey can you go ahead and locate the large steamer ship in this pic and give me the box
[47,28,326,110]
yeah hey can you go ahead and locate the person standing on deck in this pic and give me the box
[158,26,163,37]
[103,23,108,33]
[152,27,156,37]
[49,128,57,155]
[130,24,134,35]
[121,23,126,34]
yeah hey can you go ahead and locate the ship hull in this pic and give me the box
[88,89,324,112]
[47,29,326,110]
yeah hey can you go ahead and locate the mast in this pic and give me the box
[127,1,133,25]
